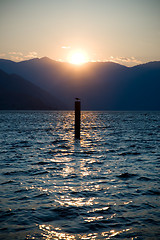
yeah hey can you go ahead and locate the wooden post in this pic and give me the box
[75,98,81,139]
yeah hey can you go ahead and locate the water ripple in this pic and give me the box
[0,111,160,239]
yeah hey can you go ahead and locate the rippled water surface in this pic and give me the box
[0,111,160,240]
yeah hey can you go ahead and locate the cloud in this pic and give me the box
[24,51,38,59]
[10,56,24,61]
[9,52,23,56]
[91,56,142,66]
[61,46,71,49]
[109,56,142,65]
[0,53,6,57]
[7,51,38,61]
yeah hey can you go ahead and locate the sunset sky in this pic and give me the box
[0,0,160,66]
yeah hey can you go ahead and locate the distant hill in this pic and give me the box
[0,57,160,110]
[0,69,66,110]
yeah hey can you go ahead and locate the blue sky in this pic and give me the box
[0,0,160,66]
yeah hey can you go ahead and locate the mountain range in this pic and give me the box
[0,57,160,110]
[0,69,65,110]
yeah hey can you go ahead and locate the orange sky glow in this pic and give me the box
[0,0,159,66]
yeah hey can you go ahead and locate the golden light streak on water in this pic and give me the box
[39,224,131,239]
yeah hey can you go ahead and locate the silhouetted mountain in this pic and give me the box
[0,57,160,110]
[0,69,66,110]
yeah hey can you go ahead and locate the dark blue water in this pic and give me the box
[0,111,160,240]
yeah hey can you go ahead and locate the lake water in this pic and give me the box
[0,111,160,240]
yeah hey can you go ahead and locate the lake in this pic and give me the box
[0,111,160,239]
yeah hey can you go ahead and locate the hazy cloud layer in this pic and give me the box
[0,53,6,57]
[90,56,142,66]
[109,56,142,65]
[8,52,23,56]
[0,51,39,62]
[24,52,38,59]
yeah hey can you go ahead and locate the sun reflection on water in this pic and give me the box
[55,196,95,207]
[39,224,131,240]
[20,111,151,240]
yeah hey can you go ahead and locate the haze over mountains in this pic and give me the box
[0,57,160,110]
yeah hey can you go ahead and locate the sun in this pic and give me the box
[68,51,88,65]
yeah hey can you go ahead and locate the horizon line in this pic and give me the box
[0,56,160,68]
